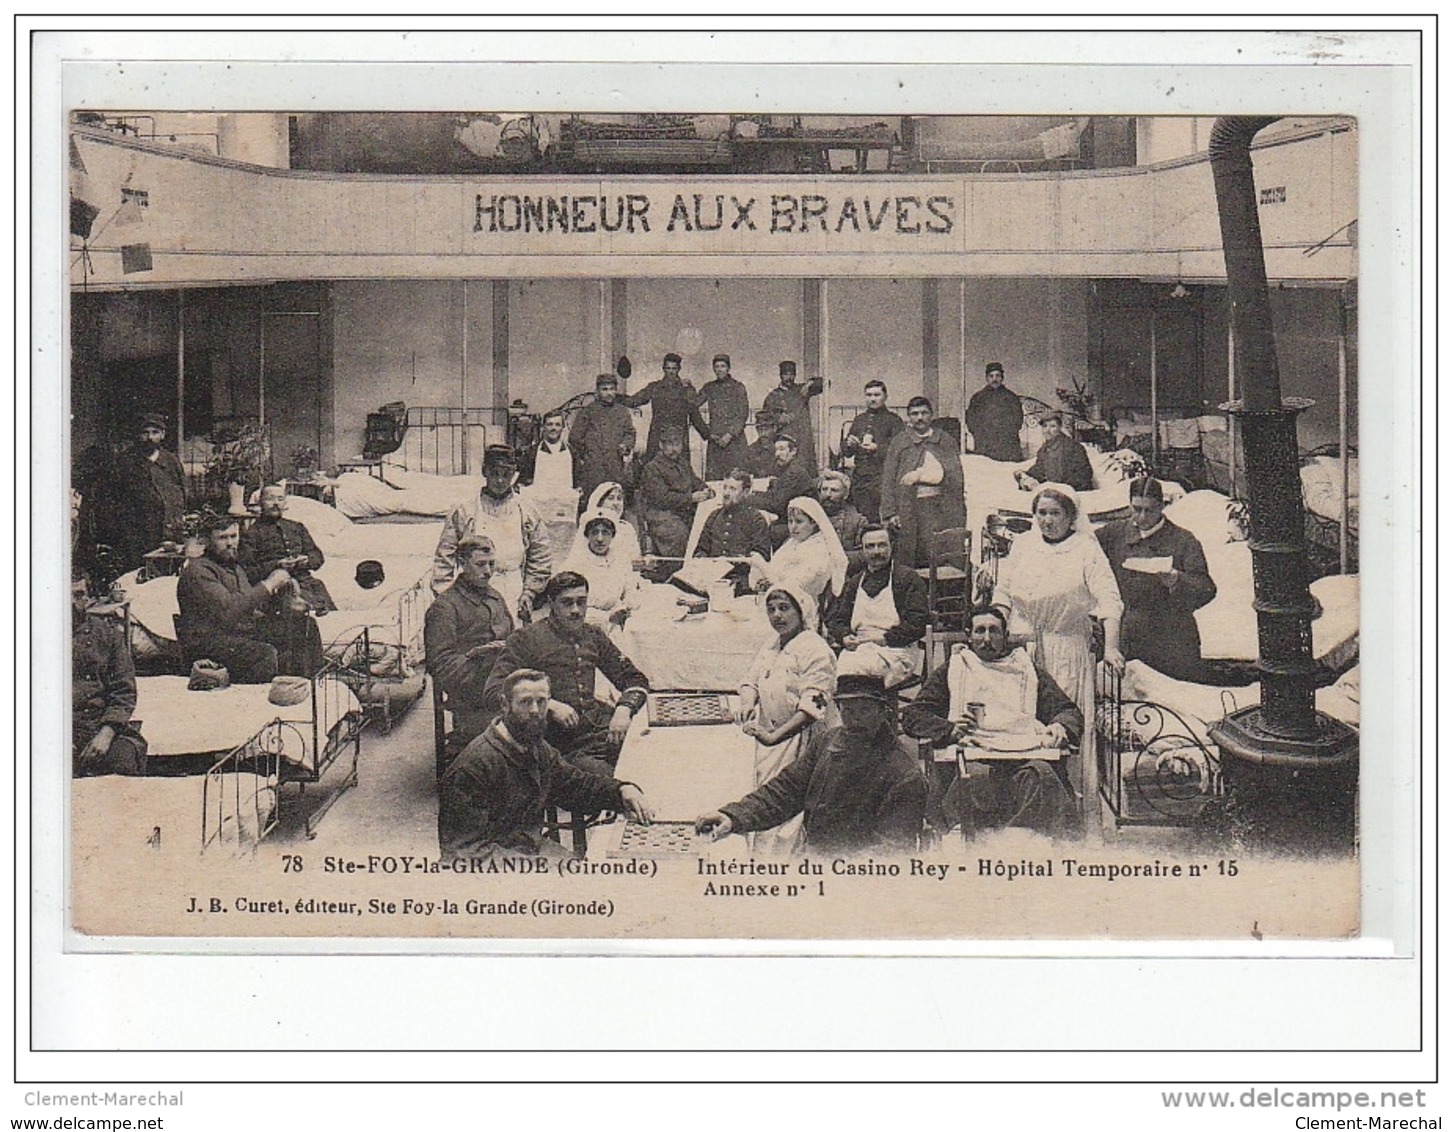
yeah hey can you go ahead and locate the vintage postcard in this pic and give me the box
[47,37,1410,961]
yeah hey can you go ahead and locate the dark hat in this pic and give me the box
[483,443,517,469]
[139,412,169,430]
[779,360,798,376]
[595,372,619,387]
[355,560,385,589]
[663,352,683,366]
[712,353,731,366]
[754,408,776,424]
[985,362,1004,376]
[659,424,687,443]
[835,675,892,704]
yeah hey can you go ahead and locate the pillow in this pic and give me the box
[1165,490,1238,546]
[281,494,355,542]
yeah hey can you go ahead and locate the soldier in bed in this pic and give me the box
[1096,476,1217,683]
[239,484,336,612]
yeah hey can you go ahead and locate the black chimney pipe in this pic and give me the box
[1205,117,1355,845]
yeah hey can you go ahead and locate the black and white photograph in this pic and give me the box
[25,24,1427,1089]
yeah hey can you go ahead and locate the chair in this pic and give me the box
[920,526,972,631]
[431,676,454,781]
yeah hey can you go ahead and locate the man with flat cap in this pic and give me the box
[695,675,927,856]
[433,444,554,622]
[964,362,1024,463]
[761,360,823,474]
[569,373,637,507]
[1017,410,1094,494]
[694,353,752,481]
[112,411,187,572]
[638,426,713,559]
[622,352,708,465]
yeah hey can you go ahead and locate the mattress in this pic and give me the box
[333,468,482,520]
[959,450,1154,529]
[133,675,360,760]
[1301,456,1360,530]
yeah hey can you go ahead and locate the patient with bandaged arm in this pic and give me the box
[902,604,1083,838]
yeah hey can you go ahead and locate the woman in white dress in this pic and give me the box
[571,482,642,564]
[992,483,1126,705]
[747,496,848,609]
[735,582,840,856]
[560,508,643,629]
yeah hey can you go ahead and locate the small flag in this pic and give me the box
[120,243,153,274]
[115,186,148,228]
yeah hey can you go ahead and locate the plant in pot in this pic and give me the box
[205,423,270,516]
[292,445,321,482]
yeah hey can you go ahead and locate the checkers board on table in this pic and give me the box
[646,692,733,727]
[609,821,698,857]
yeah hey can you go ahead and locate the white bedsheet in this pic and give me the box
[134,675,359,760]
[959,451,1153,528]
[73,773,278,863]
[333,468,482,520]
[1301,456,1360,525]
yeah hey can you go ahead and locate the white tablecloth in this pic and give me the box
[618,584,771,692]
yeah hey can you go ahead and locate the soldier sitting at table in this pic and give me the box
[900,604,1082,838]
[639,426,713,559]
[695,467,771,561]
[482,571,651,778]
[439,667,653,861]
[696,675,926,857]
[72,569,147,777]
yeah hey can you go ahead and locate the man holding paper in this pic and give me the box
[1096,477,1217,682]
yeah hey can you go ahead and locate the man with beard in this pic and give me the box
[817,469,868,572]
[694,352,752,480]
[825,524,929,688]
[112,412,187,572]
[842,379,904,521]
[964,362,1024,462]
[176,514,316,683]
[880,396,968,568]
[901,604,1082,838]
[638,426,713,559]
[482,571,652,777]
[433,444,554,622]
[438,667,653,861]
[622,352,708,464]
[695,676,926,856]
[71,568,147,777]
[239,484,336,613]
[569,373,637,507]
[761,360,823,474]
[749,434,818,547]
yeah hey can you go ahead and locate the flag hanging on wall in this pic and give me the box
[120,244,153,274]
[69,136,100,239]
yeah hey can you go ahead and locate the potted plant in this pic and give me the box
[205,423,270,515]
[292,445,320,481]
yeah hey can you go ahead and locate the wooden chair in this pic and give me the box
[920,526,972,631]
[431,676,454,781]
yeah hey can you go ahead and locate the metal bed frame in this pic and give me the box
[201,720,285,853]
[328,569,433,733]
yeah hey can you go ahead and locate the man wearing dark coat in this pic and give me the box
[824,524,929,687]
[695,468,771,560]
[638,427,713,558]
[72,571,147,777]
[880,397,968,568]
[438,667,652,861]
[424,534,516,753]
[694,353,752,480]
[842,379,905,521]
[761,360,823,474]
[695,676,927,856]
[622,353,708,464]
[817,469,869,573]
[111,412,187,572]
[569,373,637,507]
[1096,477,1217,682]
[1018,411,1095,494]
[482,571,652,776]
[964,362,1025,462]
[749,435,819,548]
[239,485,336,612]
[743,408,780,478]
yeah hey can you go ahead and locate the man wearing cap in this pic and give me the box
[439,667,653,861]
[743,408,781,479]
[425,534,516,752]
[694,353,752,481]
[569,374,636,506]
[638,426,713,558]
[482,571,652,777]
[880,396,968,568]
[239,484,336,613]
[817,469,869,572]
[1017,410,1094,493]
[176,515,316,683]
[433,444,554,621]
[695,675,927,856]
[72,568,147,777]
[761,360,823,474]
[112,412,187,571]
[825,524,929,687]
[964,362,1024,462]
[622,353,708,465]
[901,604,1082,838]
[842,379,905,521]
